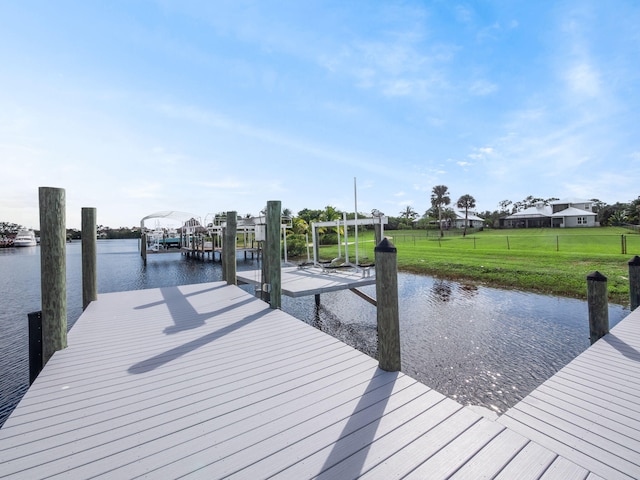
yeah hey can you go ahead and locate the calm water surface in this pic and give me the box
[0,239,629,426]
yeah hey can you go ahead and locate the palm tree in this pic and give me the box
[431,185,450,237]
[399,206,418,228]
[318,205,342,235]
[610,210,628,226]
[456,194,476,237]
[291,217,309,235]
[321,205,341,222]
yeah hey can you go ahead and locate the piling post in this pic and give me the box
[587,271,609,345]
[629,256,640,311]
[374,223,382,246]
[312,223,319,266]
[38,187,67,364]
[264,201,282,309]
[141,232,147,265]
[28,311,43,384]
[375,238,401,371]
[82,207,97,310]
[223,211,237,285]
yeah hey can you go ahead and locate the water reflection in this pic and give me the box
[432,279,453,302]
[309,305,378,359]
[459,283,479,297]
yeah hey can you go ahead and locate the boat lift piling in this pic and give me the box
[81,207,97,310]
[222,211,237,285]
[263,201,282,309]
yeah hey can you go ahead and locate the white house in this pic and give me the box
[550,198,598,227]
[453,211,485,229]
[503,198,598,228]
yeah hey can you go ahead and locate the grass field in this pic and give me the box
[315,226,640,306]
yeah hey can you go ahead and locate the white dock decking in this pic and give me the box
[236,265,376,297]
[0,281,638,479]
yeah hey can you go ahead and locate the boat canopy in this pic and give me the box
[140,211,199,229]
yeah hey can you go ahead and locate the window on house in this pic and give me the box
[577,217,587,224]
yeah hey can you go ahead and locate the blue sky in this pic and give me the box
[1,1,639,229]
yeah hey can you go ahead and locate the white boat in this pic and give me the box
[13,229,37,247]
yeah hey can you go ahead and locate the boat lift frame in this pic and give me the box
[310,214,387,269]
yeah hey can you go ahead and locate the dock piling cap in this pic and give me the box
[586,271,607,281]
[375,237,397,253]
[629,255,640,266]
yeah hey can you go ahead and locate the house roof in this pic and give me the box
[551,206,597,217]
[506,204,596,220]
[455,211,484,221]
[505,205,552,219]
[550,198,592,205]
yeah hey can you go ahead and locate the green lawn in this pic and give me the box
[315,226,639,305]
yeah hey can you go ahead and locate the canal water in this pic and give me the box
[0,239,629,426]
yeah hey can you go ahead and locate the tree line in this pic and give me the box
[3,192,638,240]
[0,222,141,240]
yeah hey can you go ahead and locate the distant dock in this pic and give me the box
[1,280,639,478]
[140,212,263,264]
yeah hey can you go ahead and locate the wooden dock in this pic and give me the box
[1,281,639,479]
[237,265,376,298]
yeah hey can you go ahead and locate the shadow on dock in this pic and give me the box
[128,287,266,374]
[603,333,640,361]
[317,371,398,478]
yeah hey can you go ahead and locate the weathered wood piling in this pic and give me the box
[262,201,282,309]
[375,238,401,371]
[141,232,147,265]
[81,207,97,310]
[38,187,67,364]
[586,270,609,344]
[222,211,237,285]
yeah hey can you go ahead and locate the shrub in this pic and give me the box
[285,234,308,257]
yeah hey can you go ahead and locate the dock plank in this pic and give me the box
[540,457,590,480]
[493,441,557,479]
[358,407,481,479]
[313,394,457,479]
[404,419,505,479]
[448,428,529,480]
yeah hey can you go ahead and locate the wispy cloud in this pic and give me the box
[152,102,417,183]
[469,79,498,96]
[122,182,163,199]
[564,62,601,97]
